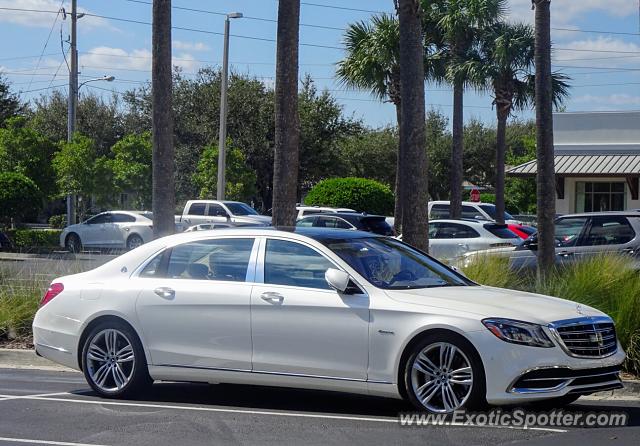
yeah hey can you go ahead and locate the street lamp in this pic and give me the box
[216,12,243,200]
[65,74,115,227]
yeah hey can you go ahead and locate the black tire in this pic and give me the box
[126,234,144,251]
[81,319,152,399]
[403,332,487,413]
[65,233,82,253]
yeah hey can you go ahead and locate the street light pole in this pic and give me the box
[66,0,78,227]
[216,12,243,201]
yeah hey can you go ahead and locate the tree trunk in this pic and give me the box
[534,0,556,277]
[151,0,175,238]
[397,0,429,252]
[495,111,507,225]
[272,0,300,228]
[393,101,402,234]
[450,81,464,219]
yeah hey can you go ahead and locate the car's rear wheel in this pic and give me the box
[404,332,486,413]
[81,320,151,398]
[126,234,144,250]
[65,233,82,253]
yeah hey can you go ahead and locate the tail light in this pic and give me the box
[40,283,64,307]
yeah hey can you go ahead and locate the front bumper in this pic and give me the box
[471,328,626,405]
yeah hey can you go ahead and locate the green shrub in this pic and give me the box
[48,214,67,229]
[463,253,640,374]
[304,177,394,215]
[0,172,42,226]
[7,229,61,249]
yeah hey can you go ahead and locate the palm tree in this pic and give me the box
[463,22,569,224]
[397,0,429,251]
[336,14,404,231]
[533,0,556,276]
[272,0,300,227]
[151,0,175,238]
[427,0,506,219]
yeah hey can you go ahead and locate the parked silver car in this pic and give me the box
[462,212,640,269]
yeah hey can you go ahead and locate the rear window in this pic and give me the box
[361,217,394,236]
[484,224,519,239]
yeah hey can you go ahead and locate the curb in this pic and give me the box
[1,349,639,398]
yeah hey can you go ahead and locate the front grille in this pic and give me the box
[552,317,618,358]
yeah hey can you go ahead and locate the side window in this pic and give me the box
[296,217,315,227]
[207,204,227,217]
[112,213,136,223]
[429,204,449,219]
[580,216,635,246]
[317,216,350,229]
[332,218,353,229]
[188,203,206,216]
[428,223,440,238]
[264,239,334,290]
[434,223,480,239]
[555,217,588,247]
[140,253,163,277]
[165,238,255,281]
[461,206,485,220]
[87,213,111,224]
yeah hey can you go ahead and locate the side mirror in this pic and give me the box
[325,268,350,293]
[523,238,538,251]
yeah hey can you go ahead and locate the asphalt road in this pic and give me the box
[0,368,639,446]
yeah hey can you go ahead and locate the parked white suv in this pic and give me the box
[60,211,153,252]
[429,201,521,225]
[296,205,356,219]
[178,200,271,229]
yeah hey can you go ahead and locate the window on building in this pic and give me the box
[576,182,625,212]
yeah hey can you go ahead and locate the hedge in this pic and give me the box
[304,177,394,215]
[48,215,67,229]
[5,229,62,250]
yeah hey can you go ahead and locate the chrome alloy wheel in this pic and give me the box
[86,329,136,393]
[410,342,474,413]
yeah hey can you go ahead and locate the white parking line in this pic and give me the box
[0,394,567,433]
[0,392,71,401]
[0,438,109,446]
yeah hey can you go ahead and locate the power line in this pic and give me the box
[556,47,640,55]
[18,83,67,94]
[25,0,64,92]
[552,27,640,36]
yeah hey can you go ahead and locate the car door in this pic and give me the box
[134,237,258,370]
[250,237,369,380]
[428,223,481,260]
[81,213,111,246]
[183,202,207,226]
[206,203,229,224]
[573,215,638,262]
[107,212,133,247]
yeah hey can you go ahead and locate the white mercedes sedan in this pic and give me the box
[34,228,625,413]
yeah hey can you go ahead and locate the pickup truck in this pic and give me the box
[176,200,271,230]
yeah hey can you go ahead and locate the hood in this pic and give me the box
[232,215,272,225]
[385,285,604,325]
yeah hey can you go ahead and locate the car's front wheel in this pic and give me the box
[81,320,152,398]
[65,233,82,253]
[404,332,486,413]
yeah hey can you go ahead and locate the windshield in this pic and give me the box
[479,204,514,221]
[321,237,471,290]
[224,202,259,216]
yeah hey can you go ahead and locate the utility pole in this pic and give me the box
[216,12,243,200]
[66,0,78,227]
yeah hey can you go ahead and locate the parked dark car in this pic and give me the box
[296,212,395,236]
[0,232,13,251]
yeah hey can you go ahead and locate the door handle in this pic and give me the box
[260,292,284,304]
[154,287,175,299]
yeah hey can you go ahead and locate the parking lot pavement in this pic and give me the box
[0,369,639,446]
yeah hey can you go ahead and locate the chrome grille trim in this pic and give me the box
[547,316,618,358]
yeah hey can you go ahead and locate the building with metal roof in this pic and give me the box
[507,111,640,214]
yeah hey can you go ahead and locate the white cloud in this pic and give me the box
[79,47,203,74]
[575,93,640,106]
[553,37,640,68]
[507,0,638,25]
[173,40,210,52]
[0,0,109,29]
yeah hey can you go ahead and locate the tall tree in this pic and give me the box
[272,0,300,227]
[0,75,22,126]
[426,0,506,219]
[463,22,569,223]
[397,0,429,251]
[336,14,404,231]
[533,0,556,276]
[151,0,175,237]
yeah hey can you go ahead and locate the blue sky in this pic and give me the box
[1,0,639,128]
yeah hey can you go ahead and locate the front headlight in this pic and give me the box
[482,318,554,348]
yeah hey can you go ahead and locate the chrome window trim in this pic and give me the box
[507,365,622,394]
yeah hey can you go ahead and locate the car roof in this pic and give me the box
[558,211,640,218]
[429,219,492,227]
[430,201,492,207]
[302,212,385,219]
